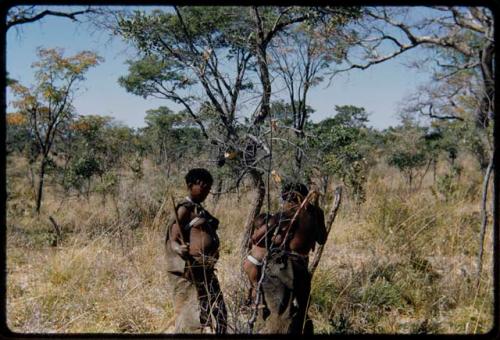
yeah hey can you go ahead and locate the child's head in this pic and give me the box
[281,182,308,204]
[185,168,213,202]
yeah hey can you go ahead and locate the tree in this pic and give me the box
[269,17,358,173]
[141,106,202,176]
[309,105,372,203]
[338,6,493,128]
[5,5,126,37]
[384,116,432,192]
[333,5,494,281]
[9,47,102,213]
[116,6,361,255]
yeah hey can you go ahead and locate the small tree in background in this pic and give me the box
[9,48,102,213]
[385,116,430,192]
[309,105,373,204]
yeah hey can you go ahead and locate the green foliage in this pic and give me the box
[139,106,201,170]
[388,151,427,174]
[359,277,404,308]
[6,114,32,155]
[434,165,462,201]
[309,105,373,202]
[8,48,102,211]
[94,171,119,198]
[384,119,431,191]
[118,55,194,100]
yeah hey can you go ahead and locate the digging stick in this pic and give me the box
[301,186,342,333]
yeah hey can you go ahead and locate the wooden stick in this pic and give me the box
[308,186,342,276]
[279,190,317,249]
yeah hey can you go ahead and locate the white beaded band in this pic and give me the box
[247,254,264,266]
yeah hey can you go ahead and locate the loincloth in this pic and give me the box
[165,243,227,334]
[257,249,312,334]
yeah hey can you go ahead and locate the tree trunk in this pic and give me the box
[35,156,48,214]
[475,152,494,282]
[408,171,413,193]
[251,7,271,125]
[295,148,303,175]
[432,158,437,185]
[212,177,223,207]
[28,164,35,190]
[240,169,266,258]
[320,175,329,206]
[476,39,494,129]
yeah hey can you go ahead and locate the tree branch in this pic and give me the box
[7,7,95,30]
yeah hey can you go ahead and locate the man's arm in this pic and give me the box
[251,215,277,245]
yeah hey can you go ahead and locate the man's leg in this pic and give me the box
[290,257,313,334]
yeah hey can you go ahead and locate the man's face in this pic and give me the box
[189,180,212,203]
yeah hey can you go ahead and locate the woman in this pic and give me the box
[165,168,227,333]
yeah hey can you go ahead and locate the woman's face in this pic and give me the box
[189,180,212,203]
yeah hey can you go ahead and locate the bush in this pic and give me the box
[359,277,404,309]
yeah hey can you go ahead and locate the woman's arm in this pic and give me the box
[170,206,191,256]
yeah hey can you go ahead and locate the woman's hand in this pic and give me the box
[171,241,190,259]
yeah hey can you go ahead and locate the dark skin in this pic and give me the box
[243,197,327,303]
[170,180,218,262]
[242,214,275,303]
[284,200,327,255]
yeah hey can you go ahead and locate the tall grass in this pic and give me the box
[6,155,494,333]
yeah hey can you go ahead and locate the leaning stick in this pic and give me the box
[301,187,342,333]
[308,186,342,276]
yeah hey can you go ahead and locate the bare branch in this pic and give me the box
[7,6,95,30]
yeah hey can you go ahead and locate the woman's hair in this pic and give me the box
[185,168,214,186]
[281,182,309,202]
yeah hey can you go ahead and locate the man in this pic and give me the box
[252,182,326,334]
[164,168,227,333]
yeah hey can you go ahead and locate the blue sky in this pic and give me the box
[6,6,432,130]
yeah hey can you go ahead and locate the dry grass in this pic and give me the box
[6,155,494,334]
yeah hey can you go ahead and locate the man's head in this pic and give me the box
[185,168,213,203]
[281,182,309,204]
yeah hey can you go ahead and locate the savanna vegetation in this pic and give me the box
[5,5,495,334]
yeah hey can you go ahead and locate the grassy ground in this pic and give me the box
[5,155,494,334]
